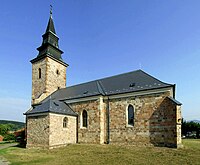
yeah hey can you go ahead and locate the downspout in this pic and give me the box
[107,97,110,144]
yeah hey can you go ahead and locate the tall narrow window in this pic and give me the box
[56,69,60,75]
[128,105,134,126]
[38,68,41,79]
[82,110,88,128]
[63,117,68,128]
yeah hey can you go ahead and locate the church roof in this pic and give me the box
[25,99,77,116]
[25,69,174,115]
[47,69,174,101]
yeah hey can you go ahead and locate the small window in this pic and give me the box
[82,110,88,128]
[38,68,41,79]
[63,117,68,128]
[128,105,134,126]
[56,69,60,75]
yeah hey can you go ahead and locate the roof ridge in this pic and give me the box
[96,80,106,95]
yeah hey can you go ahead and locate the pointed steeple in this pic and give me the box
[30,8,68,67]
[45,9,56,34]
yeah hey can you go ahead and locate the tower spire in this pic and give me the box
[31,9,68,67]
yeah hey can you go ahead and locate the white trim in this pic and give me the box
[26,112,77,118]
[26,112,49,117]
[106,87,173,100]
[64,96,99,104]
[63,87,173,104]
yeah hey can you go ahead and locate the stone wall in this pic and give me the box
[49,113,77,148]
[69,99,106,144]
[28,85,181,148]
[46,57,66,94]
[26,113,77,149]
[32,58,47,104]
[67,90,181,147]
[149,96,177,147]
[108,91,181,147]
[32,57,67,105]
[26,115,49,148]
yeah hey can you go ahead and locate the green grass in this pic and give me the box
[0,139,200,165]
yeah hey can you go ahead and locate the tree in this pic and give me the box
[182,119,200,138]
[0,124,15,141]
[0,124,13,135]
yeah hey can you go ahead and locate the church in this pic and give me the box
[24,12,182,149]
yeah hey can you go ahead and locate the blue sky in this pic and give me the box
[0,0,199,122]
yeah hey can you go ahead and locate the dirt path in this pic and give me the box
[0,143,17,165]
[0,143,17,150]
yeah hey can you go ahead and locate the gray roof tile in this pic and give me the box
[25,99,77,116]
[50,69,173,101]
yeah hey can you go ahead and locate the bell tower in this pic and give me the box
[30,10,68,105]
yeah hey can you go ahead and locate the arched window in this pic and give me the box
[128,105,134,126]
[38,68,41,79]
[82,110,88,128]
[63,117,68,128]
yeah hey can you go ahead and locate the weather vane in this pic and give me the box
[50,5,53,15]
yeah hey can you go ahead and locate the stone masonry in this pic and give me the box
[49,113,77,148]
[108,91,181,147]
[26,114,49,148]
[69,99,104,144]
[32,57,67,105]
[26,113,77,149]
[67,90,181,148]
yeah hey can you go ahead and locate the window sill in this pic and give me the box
[80,127,88,129]
[126,125,134,128]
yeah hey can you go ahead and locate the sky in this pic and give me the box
[0,0,200,122]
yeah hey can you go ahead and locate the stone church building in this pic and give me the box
[25,13,182,149]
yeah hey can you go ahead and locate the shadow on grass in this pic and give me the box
[15,142,26,148]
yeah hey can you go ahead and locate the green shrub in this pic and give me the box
[3,133,15,141]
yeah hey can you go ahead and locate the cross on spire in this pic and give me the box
[50,5,53,15]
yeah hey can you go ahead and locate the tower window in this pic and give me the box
[38,68,41,79]
[56,69,60,75]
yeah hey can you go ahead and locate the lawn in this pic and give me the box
[0,139,200,165]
